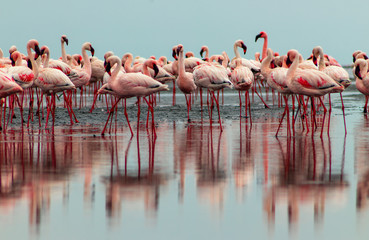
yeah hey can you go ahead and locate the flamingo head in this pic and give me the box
[9,45,17,56]
[145,59,159,78]
[83,42,95,56]
[61,35,69,45]
[176,44,184,56]
[286,49,299,67]
[73,54,82,65]
[200,46,208,58]
[235,40,247,55]
[354,59,368,80]
[255,31,267,42]
[40,46,49,57]
[105,59,112,76]
[185,52,194,58]
[10,51,21,66]
[27,40,41,60]
[172,46,178,60]
[217,56,224,66]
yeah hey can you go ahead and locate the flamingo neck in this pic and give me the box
[178,50,186,77]
[81,46,92,77]
[261,50,272,75]
[282,56,288,68]
[142,62,150,77]
[111,60,121,81]
[0,48,3,58]
[234,43,241,59]
[61,41,67,63]
[172,60,178,75]
[286,52,299,84]
[124,54,134,73]
[261,36,268,60]
[317,48,326,71]
[204,48,209,59]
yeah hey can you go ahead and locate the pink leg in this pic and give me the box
[101,98,121,135]
[340,93,347,135]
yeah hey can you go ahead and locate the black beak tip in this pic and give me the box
[153,63,159,78]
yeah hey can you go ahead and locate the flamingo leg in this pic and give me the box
[254,87,269,108]
[340,92,347,135]
[210,91,223,132]
[101,98,121,135]
[124,99,134,137]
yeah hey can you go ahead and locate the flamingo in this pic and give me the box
[122,52,174,83]
[354,59,369,113]
[193,57,233,131]
[285,49,344,135]
[312,46,350,133]
[8,39,40,90]
[34,47,76,128]
[261,49,291,135]
[176,44,197,122]
[98,56,169,135]
[230,58,253,118]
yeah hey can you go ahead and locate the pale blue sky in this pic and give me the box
[1,0,367,65]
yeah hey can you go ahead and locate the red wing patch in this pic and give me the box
[297,77,313,88]
[19,73,34,82]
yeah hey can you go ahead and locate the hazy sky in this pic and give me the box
[1,0,368,65]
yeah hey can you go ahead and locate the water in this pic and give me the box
[0,88,369,240]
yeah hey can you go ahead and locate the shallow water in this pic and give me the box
[1,85,369,240]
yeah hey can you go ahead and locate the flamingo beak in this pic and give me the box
[355,66,362,80]
[105,61,112,76]
[255,33,262,42]
[241,42,247,55]
[63,37,69,46]
[365,55,369,60]
[172,49,177,60]
[153,63,159,78]
[353,56,356,63]
[90,46,95,56]
[218,58,223,65]
[286,55,292,67]
[10,56,15,66]
[34,44,41,60]
[200,48,204,58]
[176,46,182,55]
[312,56,317,66]
[27,58,33,69]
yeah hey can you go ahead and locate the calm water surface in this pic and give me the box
[0,90,368,240]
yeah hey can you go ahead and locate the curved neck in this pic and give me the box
[81,46,91,77]
[61,41,67,63]
[261,50,272,75]
[42,51,50,68]
[142,62,150,77]
[286,52,299,83]
[234,43,241,59]
[261,36,268,60]
[111,60,121,81]
[178,50,186,76]
[124,54,133,73]
[282,56,288,68]
[0,48,3,58]
[317,48,325,71]
[204,48,209,59]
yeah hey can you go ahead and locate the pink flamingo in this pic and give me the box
[193,59,233,131]
[285,49,344,135]
[176,44,197,122]
[255,31,268,61]
[313,46,350,133]
[8,39,40,90]
[354,59,369,113]
[261,49,291,136]
[230,58,253,118]
[34,48,76,128]
[98,56,169,135]
[0,71,23,130]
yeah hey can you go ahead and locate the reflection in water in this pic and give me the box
[0,114,367,239]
